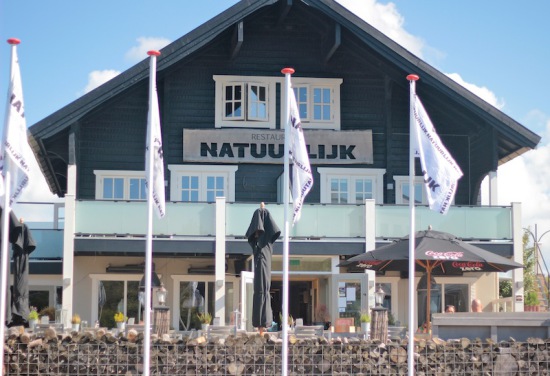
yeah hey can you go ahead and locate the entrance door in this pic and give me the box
[331,273,370,331]
[240,271,254,332]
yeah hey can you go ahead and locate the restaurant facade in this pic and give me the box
[27,0,540,331]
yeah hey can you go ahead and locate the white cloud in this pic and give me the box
[81,69,121,94]
[125,37,171,63]
[336,0,425,57]
[334,0,550,261]
[446,73,505,110]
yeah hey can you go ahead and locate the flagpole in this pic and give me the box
[406,73,419,376]
[143,49,161,376]
[0,38,21,371]
[280,67,294,376]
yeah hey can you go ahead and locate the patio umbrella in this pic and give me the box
[98,281,106,322]
[245,203,281,330]
[341,229,523,328]
[6,213,35,327]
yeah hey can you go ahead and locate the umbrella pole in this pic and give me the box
[426,267,431,334]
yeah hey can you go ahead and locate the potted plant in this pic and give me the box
[279,312,294,329]
[359,311,371,336]
[114,311,127,331]
[197,312,212,331]
[39,306,55,324]
[28,306,39,330]
[314,304,331,330]
[71,314,81,331]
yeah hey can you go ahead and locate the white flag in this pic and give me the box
[412,94,463,215]
[145,56,166,219]
[289,89,313,224]
[1,43,33,205]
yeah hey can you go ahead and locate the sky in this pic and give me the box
[1,1,550,257]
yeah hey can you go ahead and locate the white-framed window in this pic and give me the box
[393,176,455,206]
[94,170,148,200]
[172,275,239,330]
[89,274,150,327]
[214,75,342,130]
[318,168,385,204]
[214,76,278,129]
[291,78,342,129]
[393,176,427,205]
[168,165,238,202]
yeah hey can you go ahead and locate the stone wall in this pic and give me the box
[3,326,550,375]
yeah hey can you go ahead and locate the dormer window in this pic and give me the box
[214,75,342,130]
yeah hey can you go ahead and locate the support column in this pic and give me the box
[511,202,524,312]
[215,196,226,325]
[62,163,76,328]
[488,170,498,205]
[364,199,376,310]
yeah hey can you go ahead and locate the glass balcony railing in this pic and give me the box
[8,201,513,260]
[74,200,513,240]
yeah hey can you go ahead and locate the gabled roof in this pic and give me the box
[29,0,540,194]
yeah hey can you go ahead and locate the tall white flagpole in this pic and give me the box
[407,73,419,376]
[280,67,294,376]
[1,38,30,369]
[143,49,161,376]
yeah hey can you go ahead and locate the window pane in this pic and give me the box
[417,282,441,329]
[444,284,468,313]
[180,281,206,331]
[113,178,124,199]
[127,281,140,322]
[379,283,392,311]
[294,87,308,119]
[355,179,373,202]
[103,178,125,200]
[129,178,140,200]
[234,85,242,100]
[298,87,307,102]
[103,178,113,199]
[225,282,234,325]
[330,178,348,204]
[99,280,124,328]
[248,84,268,120]
[181,176,199,202]
[29,290,50,313]
[330,179,338,191]
[207,191,215,202]
[322,88,331,103]
[313,87,331,121]
[341,193,348,204]
[402,183,423,204]
[224,85,243,118]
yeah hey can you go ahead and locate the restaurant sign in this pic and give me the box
[182,129,373,164]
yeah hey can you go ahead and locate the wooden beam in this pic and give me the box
[231,21,243,60]
[277,0,292,26]
[324,23,341,64]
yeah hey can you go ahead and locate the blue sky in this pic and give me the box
[2,1,550,254]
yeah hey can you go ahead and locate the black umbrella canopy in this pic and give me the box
[343,229,523,274]
[342,229,523,330]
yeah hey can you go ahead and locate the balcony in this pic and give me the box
[74,200,513,240]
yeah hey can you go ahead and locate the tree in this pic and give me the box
[523,229,537,299]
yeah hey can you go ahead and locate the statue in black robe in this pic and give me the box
[9,217,36,327]
[245,203,280,331]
